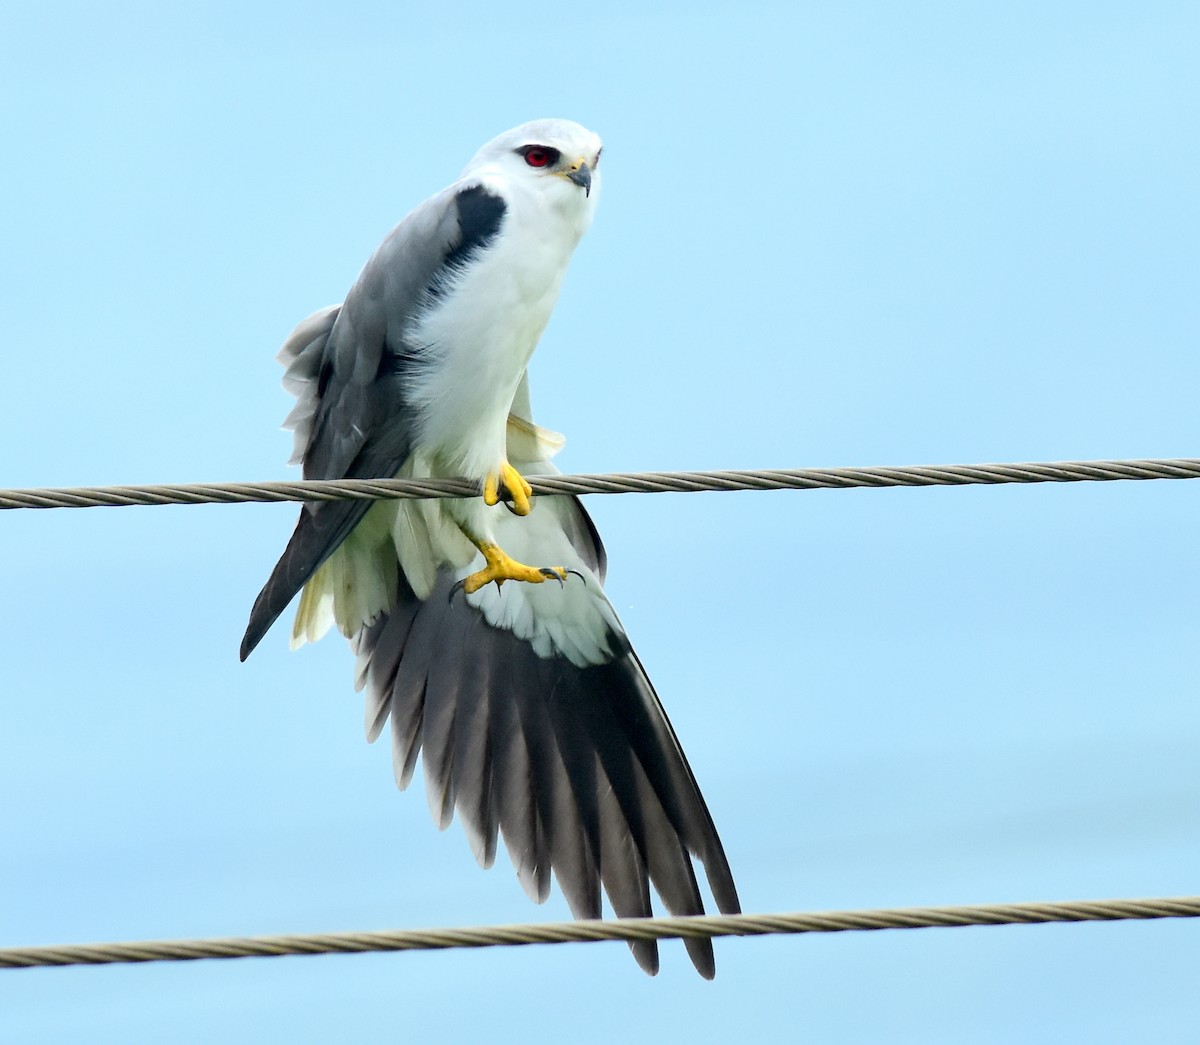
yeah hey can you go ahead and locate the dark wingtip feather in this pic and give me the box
[240,496,377,662]
[240,574,292,662]
[631,939,660,976]
[240,591,276,661]
[685,938,717,979]
[240,546,305,662]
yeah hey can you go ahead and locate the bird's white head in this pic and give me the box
[463,119,603,218]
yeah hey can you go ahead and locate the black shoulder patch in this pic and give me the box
[377,333,419,379]
[443,185,506,272]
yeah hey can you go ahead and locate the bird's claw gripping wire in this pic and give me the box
[483,461,534,516]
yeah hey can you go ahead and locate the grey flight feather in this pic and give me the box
[354,498,740,978]
[239,184,507,660]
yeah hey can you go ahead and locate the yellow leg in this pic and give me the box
[482,460,534,516]
[459,541,568,595]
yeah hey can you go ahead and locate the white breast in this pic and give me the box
[406,177,589,481]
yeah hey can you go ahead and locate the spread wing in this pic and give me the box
[240,184,508,660]
[352,444,741,978]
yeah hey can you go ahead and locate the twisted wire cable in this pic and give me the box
[5,466,1197,973]
[3,896,1197,970]
[2,457,1199,511]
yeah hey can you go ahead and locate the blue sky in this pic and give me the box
[3,2,1199,1041]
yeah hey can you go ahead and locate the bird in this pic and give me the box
[240,119,740,977]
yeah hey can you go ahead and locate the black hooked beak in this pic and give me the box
[566,161,592,197]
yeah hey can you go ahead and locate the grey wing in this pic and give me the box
[354,496,741,978]
[240,183,507,660]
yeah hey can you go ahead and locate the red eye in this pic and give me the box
[518,145,560,168]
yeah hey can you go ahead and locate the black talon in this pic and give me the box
[448,579,466,604]
[500,489,534,515]
[565,569,585,584]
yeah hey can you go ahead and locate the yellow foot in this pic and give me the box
[483,461,534,516]
[454,542,575,598]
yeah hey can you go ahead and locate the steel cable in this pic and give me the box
[2,457,1199,511]
[4,896,1198,970]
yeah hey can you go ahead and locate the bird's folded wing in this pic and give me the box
[241,181,505,659]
